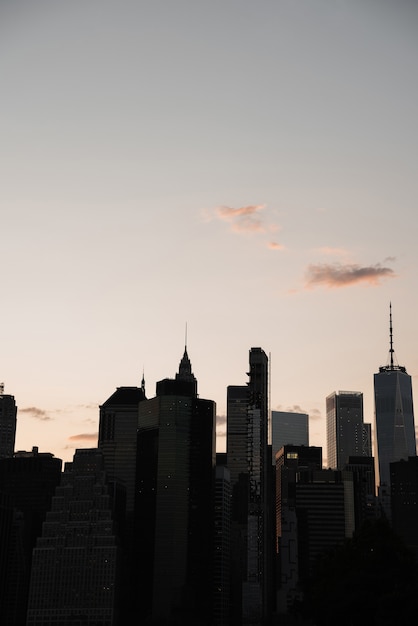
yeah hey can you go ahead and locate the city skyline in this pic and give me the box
[2,1,418,464]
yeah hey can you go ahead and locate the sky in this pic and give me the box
[1,0,418,466]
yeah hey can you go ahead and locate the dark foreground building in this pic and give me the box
[26,449,121,626]
[227,347,271,626]
[0,448,62,626]
[136,347,216,624]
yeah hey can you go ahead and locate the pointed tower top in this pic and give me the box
[177,346,196,383]
[389,302,394,369]
[141,367,146,397]
[380,302,407,373]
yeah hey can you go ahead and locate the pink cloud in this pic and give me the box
[268,241,285,250]
[68,433,98,442]
[216,204,266,233]
[305,262,396,289]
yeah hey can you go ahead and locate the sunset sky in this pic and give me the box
[1,0,418,465]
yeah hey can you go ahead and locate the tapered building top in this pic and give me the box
[176,347,196,383]
[156,345,198,397]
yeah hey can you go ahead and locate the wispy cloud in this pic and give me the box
[268,241,285,250]
[309,408,322,421]
[305,262,396,289]
[314,246,348,256]
[19,407,53,421]
[68,433,98,442]
[216,204,266,233]
[74,403,98,410]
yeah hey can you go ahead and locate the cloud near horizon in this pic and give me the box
[68,433,98,442]
[305,262,396,289]
[20,407,53,421]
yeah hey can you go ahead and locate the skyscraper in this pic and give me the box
[374,304,416,489]
[136,347,216,624]
[275,445,322,613]
[326,391,370,470]
[98,383,146,513]
[227,347,270,626]
[0,447,62,625]
[26,449,121,626]
[0,384,17,459]
[271,410,309,464]
[98,383,146,622]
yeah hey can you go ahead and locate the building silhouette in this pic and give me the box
[390,456,418,559]
[0,384,17,459]
[26,448,121,626]
[326,391,371,470]
[98,383,147,621]
[98,383,146,514]
[374,305,416,492]
[227,347,270,625]
[296,469,355,582]
[0,447,62,626]
[213,457,231,626]
[136,347,216,624]
[344,455,376,527]
[275,445,322,613]
[271,410,309,464]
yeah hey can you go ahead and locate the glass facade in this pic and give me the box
[374,367,416,487]
[326,391,366,470]
[271,411,309,463]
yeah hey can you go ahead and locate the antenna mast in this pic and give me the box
[389,302,394,369]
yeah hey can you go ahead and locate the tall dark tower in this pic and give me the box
[227,347,270,626]
[136,347,216,624]
[0,384,17,459]
[98,383,146,622]
[374,304,416,491]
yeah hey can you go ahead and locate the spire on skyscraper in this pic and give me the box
[176,323,196,383]
[141,368,146,396]
[176,347,196,383]
[381,302,406,373]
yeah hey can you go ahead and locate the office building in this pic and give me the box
[227,347,270,625]
[98,382,147,622]
[98,382,146,513]
[296,469,355,581]
[344,456,376,526]
[26,448,121,626]
[275,445,322,613]
[136,347,216,624]
[0,384,17,459]
[271,410,309,464]
[213,459,231,626]
[0,447,62,626]
[374,305,416,489]
[390,456,418,559]
[326,391,371,470]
